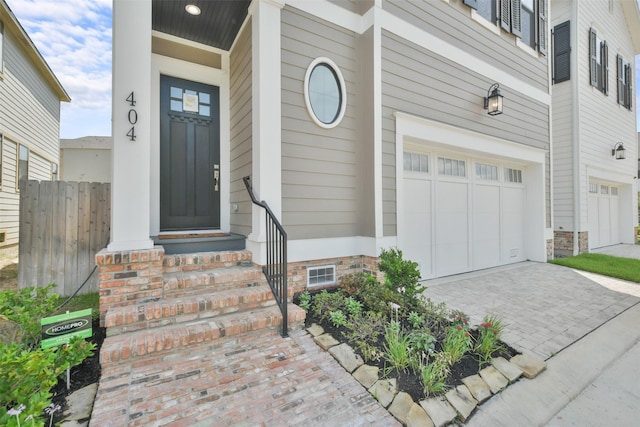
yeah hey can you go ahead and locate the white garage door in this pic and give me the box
[588,181,620,249]
[401,151,525,279]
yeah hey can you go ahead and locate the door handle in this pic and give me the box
[213,170,220,192]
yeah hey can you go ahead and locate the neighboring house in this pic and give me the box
[60,136,112,183]
[107,0,551,286]
[0,0,70,247]
[551,0,639,256]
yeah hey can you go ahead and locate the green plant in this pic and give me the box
[329,310,347,328]
[409,330,436,361]
[345,297,363,318]
[298,291,311,313]
[442,325,472,366]
[420,353,450,397]
[0,337,96,426]
[383,321,412,372]
[378,248,426,311]
[449,310,470,328]
[0,285,59,346]
[419,298,450,340]
[311,289,346,322]
[474,314,505,366]
[344,311,385,362]
[407,311,425,329]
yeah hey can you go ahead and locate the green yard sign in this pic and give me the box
[41,309,93,349]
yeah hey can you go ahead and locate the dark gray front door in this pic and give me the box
[160,75,220,231]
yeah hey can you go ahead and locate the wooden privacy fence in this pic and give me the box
[18,180,111,295]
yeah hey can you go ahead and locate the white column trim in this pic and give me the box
[108,0,154,251]
[248,0,283,264]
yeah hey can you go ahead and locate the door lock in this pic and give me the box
[213,170,220,191]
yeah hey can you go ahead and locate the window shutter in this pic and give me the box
[552,21,570,83]
[501,0,511,32]
[464,0,479,9]
[617,54,624,104]
[589,28,597,87]
[625,63,632,109]
[537,0,547,55]
[602,41,608,94]
[511,0,523,37]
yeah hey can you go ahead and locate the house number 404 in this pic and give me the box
[126,91,138,141]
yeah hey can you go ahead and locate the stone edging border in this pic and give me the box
[306,323,547,426]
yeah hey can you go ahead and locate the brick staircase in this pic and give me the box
[98,250,306,366]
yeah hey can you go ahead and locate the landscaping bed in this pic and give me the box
[295,248,518,404]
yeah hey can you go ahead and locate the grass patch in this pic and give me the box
[550,253,640,283]
[53,292,100,318]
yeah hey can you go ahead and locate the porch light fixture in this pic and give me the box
[612,142,626,160]
[185,4,201,15]
[483,83,504,116]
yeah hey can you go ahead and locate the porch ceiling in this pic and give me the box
[152,0,251,51]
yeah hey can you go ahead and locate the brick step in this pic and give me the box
[104,285,283,336]
[99,304,306,366]
[162,250,253,274]
[163,265,268,298]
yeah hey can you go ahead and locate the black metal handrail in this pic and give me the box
[243,176,288,337]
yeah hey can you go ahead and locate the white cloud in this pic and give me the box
[7,0,112,138]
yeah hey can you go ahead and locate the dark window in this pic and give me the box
[467,0,546,54]
[18,144,28,190]
[616,54,632,110]
[552,21,570,83]
[589,28,608,94]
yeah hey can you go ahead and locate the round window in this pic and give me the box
[304,58,347,128]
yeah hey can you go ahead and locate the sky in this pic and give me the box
[5,0,640,138]
[7,0,112,139]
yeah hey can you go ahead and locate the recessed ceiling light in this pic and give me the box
[185,4,201,15]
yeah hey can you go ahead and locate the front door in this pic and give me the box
[160,75,220,231]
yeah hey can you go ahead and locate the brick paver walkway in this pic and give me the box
[91,328,398,427]
[424,261,640,360]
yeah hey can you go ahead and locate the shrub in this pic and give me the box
[0,285,59,346]
[378,248,425,311]
[311,289,346,323]
[329,310,347,328]
[345,297,363,318]
[298,291,311,313]
[344,311,385,362]
[0,286,96,425]
[409,330,436,362]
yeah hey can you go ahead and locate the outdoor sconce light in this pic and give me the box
[484,83,504,116]
[612,142,626,160]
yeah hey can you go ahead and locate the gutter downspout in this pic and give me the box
[571,0,580,255]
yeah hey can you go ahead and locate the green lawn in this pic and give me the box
[54,292,100,318]
[549,253,640,283]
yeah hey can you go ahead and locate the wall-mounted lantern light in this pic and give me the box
[484,83,503,116]
[611,142,626,160]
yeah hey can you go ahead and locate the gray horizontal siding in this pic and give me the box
[229,24,253,237]
[281,6,361,240]
[381,29,550,236]
[382,0,548,92]
[0,138,19,246]
[0,30,60,161]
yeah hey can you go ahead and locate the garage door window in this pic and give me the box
[476,163,498,180]
[438,157,466,177]
[504,168,522,183]
[600,185,609,195]
[404,152,429,173]
[611,187,618,196]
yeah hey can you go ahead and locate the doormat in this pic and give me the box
[158,233,230,240]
